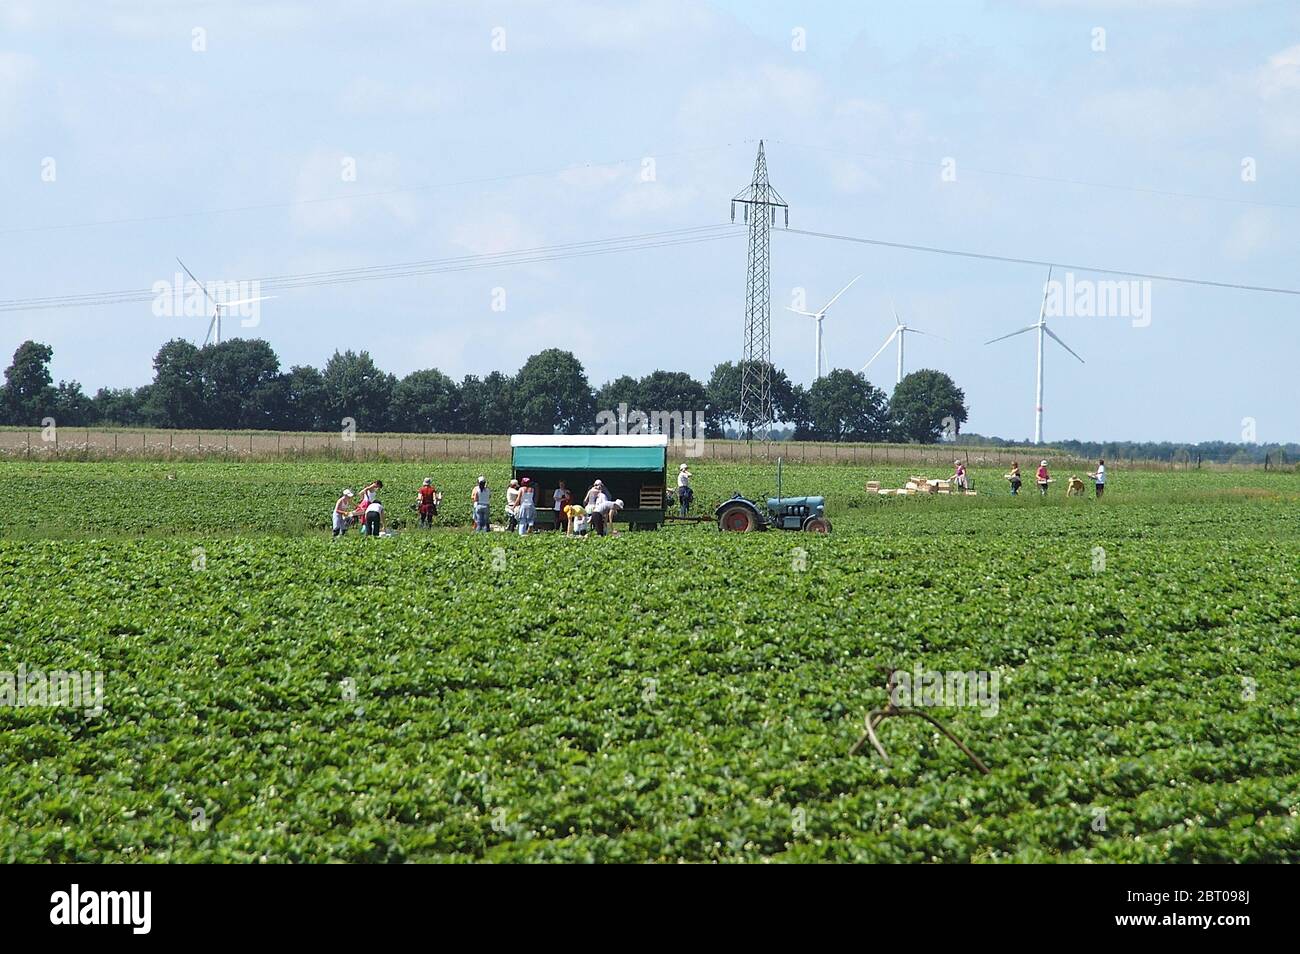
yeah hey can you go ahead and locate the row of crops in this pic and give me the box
[1,461,1298,860]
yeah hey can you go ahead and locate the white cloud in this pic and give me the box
[289,150,418,234]
[340,76,452,116]
[0,52,37,130]
[1220,208,1280,261]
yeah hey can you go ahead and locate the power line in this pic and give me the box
[783,227,1300,296]
[0,225,742,313]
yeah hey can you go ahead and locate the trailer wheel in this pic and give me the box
[718,504,758,532]
[803,516,831,534]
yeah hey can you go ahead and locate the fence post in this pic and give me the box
[277,434,281,453]
[169,433,173,458]
[400,435,404,460]
[114,432,118,455]
[27,431,31,459]
[444,437,449,457]
[199,433,202,453]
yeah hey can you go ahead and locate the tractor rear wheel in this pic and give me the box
[802,516,831,533]
[718,504,758,532]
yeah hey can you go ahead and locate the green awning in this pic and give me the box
[512,445,665,471]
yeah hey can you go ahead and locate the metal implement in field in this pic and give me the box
[714,457,831,533]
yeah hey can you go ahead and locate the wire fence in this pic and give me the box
[0,427,1280,470]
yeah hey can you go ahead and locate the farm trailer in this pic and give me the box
[509,434,670,530]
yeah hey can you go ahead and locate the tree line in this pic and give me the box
[0,338,970,442]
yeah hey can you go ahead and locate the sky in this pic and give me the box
[2,0,1298,443]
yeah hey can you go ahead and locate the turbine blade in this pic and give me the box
[860,328,898,371]
[984,324,1038,346]
[1037,265,1053,322]
[216,295,276,307]
[906,327,947,341]
[785,308,818,317]
[176,257,218,306]
[819,273,862,313]
[1044,324,1085,363]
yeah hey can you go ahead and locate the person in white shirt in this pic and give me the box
[676,464,693,517]
[584,479,606,508]
[1088,459,1107,499]
[333,489,354,538]
[516,477,537,535]
[552,481,571,532]
[505,479,521,532]
[471,477,491,532]
[364,497,384,536]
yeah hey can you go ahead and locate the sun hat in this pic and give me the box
[342,489,354,497]
[679,463,689,471]
[510,478,519,486]
[594,479,603,486]
[422,478,432,486]
[478,475,486,482]
[614,499,624,508]
[1040,460,1048,467]
[521,477,531,485]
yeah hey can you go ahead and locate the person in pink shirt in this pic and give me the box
[1036,460,1050,495]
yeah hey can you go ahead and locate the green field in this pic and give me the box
[2,460,1299,861]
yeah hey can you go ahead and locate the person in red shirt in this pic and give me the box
[416,477,439,529]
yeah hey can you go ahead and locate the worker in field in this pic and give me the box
[1006,461,1022,495]
[360,479,383,507]
[564,501,588,536]
[517,477,537,535]
[471,476,492,531]
[505,478,521,532]
[333,489,355,538]
[552,480,572,532]
[1036,460,1051,496]
[364,493,384,536]
[677,463,693,516]
[597,498,625,536]
[584,479,606,509]
[416,477,439,529]
[1088,459,1107,498]
[952,460,968,492]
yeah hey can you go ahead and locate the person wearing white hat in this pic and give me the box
[1036,460,1051,496]
[952,459,968,492]
[333,489,355,538]
[471,476,491,532]
[677,463,693,517]
[505,478,521,532]
[583,479,605,509]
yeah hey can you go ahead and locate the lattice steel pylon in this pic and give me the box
[731,140,788,442]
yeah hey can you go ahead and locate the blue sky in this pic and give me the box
[3,0,1298,442]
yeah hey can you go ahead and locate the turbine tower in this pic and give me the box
[984,266,1084,444]
[860,301,942,385]
[787,274,860,380]
[731,141,788,441]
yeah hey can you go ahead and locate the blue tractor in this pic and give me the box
[715,458,831,533]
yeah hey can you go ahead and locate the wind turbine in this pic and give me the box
[786,274,861,380]
[860,301,943,385]
[176,257,275,346]
[984,266,1084,444]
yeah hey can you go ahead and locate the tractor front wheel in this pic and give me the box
[802,516,831,533]
[718,504,758,532]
